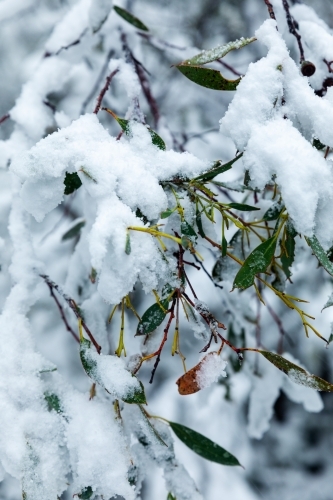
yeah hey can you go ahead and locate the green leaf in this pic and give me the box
[259,351,333,391]
[322,292,333,311]
[137,404,168,446]
[196,210,206,238]
[62,220,85,241]
[305,234,333,278]
[114,5,149,31]
[78,486,93,499]
[222,235,227,257]
[125,232,131,255]
[233,236,277,289]
[80,338,97,378]
[180,37,256,66]
[226,202,260,212]
[64,172,82,195]
[176,65,240,91]
[169,422,242,466]
[281,223,296,279]
[181,221,197,240]
[263,202,284,221]
[44,392,62,413]
[228,323,245,372]
[328,333,333,345]
[148,128,166,150]
[167,494,177,500]
[136,300,169,336]
[122,380,147,404]
[313,138,325,150]
[161,208,176,219]
[194,153,243,182]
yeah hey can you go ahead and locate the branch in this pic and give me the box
[282,0,304,63]
[81,49,114,115]
[40,274,101,353]
[263,0,276,20]
[93,68,119,114]
[0,113,10,125]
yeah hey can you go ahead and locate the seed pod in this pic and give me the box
[301,61,316,77]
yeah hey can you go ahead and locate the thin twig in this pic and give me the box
[93,68,119,114]
[0,113,10,125]
[40,274,101,353]
[149,299,176,383]
[216,60,242,77]
[44,280,79,343]
[263,0,276,20]
[81,49,114,114]
[282,0,304,62]
[193,254,224,290]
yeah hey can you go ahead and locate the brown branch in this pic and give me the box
[263,0,276,20]
[282,0,304,63]
[81,49,114,115]
[149,298,176,383]
[217,60,242,77]
[0,113,10,125]
[45,281,79,343]
[40,274,101,353]
[93,68,119,114]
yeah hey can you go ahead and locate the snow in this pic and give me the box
[196,353,227,389]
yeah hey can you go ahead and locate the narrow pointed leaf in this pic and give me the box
[167,494,176,500]
[181,221,197,240]
[161,208,175,219]
[222,235,227,257]
[122,380,147,404]
[125,232,131,255]
[259,350,333,391]
[305,234,333,278]
[233,236,277,289]
[281,223,296,278]
[136,300,169,336]
[169,422,241,466]
[64,171,82,195]
[176,65,240,90]
[62,220,85,241]
[322,291,333,311]
[263,202,284,221]
[226,202,260,212]
[196,210,206,238]
[78,486,93,499]
[114,5,149,31]
[194,153,243,182]
[180,37,256,66]
[148,128,166,150]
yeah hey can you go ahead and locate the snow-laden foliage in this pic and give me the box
[1,0,333,499]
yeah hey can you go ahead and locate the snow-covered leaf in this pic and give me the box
[226,202,260,211]
[194,153,243,182]
[305,234,333,277]
[136,300,169,336]
[64,172,82,195]
[62,220,85,241]
[259,351,333,391]
[176,65,241,91]
[233,236,277,289]
[179,37,256,66]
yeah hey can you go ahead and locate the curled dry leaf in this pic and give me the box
[176,352,226,395]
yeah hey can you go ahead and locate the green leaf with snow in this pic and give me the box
[305,235,333,278]
[281,223,296,279]
[148,128,166,150]
[136,300,169,336]
[226,202,260,212]
[114,5,149,31]
[122,380,147,404]
[78,486,93,499]
[196,210,206,238]
[62,220,85,241]
[64,172,82,195]
[262,202,284,221]
[233,236,277,289]
[194,153,243,182]
[322,292,333,311]
[44,392,62,414]
[125,232,131,255]
[176,65,241,91]
[179,37,256,66]
[167,494,176,500]
[181,221,197,240]
[169,422,242,466]
[80,338,97,378]
[161,208,176,219]
[259,351,333,391]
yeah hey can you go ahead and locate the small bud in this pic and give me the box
[301,61,316,77]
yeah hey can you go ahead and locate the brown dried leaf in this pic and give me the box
[176,353,214,395]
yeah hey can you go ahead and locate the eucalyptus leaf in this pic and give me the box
[125,232,131,255]
[136,300,169,336]
[322,292,333,311]
[78,486,93,499]
[122,380,147,405]
[259,350,333,391]
[305,234,333,278]
[180,37,256,66]
[64,172,82,195]
[44,392,62,414]
[281,223,296,279]
[226,202,260,211]
[194,153,243,182]
[196,210,206,238]
[161,208,175,219]
[167,494,176,500]
[222,235,227,257]
[263,202,284,221]
[62,220,85,241]
[114,5,149,31]
[176,65,240,91]
[169,422,242,466]
[181,221,197,240]
[233,236,278,289]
